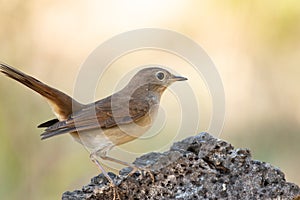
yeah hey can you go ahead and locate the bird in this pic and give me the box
[0,62,187,196]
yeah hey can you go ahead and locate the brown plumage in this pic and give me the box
[0,63,84,120]
[0,62,187,190]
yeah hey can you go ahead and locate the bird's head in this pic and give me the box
[124,67,187,96]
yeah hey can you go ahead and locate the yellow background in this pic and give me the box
[0,1,300,199]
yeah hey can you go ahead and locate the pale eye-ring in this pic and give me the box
[156,71,165,81]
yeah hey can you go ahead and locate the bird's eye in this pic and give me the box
[156,71,165,81]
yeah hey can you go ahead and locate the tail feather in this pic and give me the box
[41,127,76,140]
[37,119,59,128]
[0,62,84,120]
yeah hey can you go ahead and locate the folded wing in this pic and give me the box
[40,97,150,139]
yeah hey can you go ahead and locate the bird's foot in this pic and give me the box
[127,166,155,183]
[110,182,121,200]
[93,178,121,200]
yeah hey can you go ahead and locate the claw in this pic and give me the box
[93,179,121,200]
[111,184,120,200]
[127,166,155,183]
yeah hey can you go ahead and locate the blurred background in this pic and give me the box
[1,1,300,199]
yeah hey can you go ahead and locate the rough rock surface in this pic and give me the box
[62,132,300,200]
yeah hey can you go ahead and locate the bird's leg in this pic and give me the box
[90,153,115,184]
[90,152,120,200]
[98,146,155,183]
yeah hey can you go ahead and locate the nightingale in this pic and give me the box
[0,62,187,189]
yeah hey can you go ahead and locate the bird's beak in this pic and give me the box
[170,75,188,81]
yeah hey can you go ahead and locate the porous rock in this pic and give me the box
[62,132,300,200]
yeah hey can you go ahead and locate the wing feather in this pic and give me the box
[40,97,150,139]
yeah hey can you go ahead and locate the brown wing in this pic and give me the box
[40,96,150,139]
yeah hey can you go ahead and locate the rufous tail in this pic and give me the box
[0,62,83,120]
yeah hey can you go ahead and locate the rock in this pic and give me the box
[62,132,300,200]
